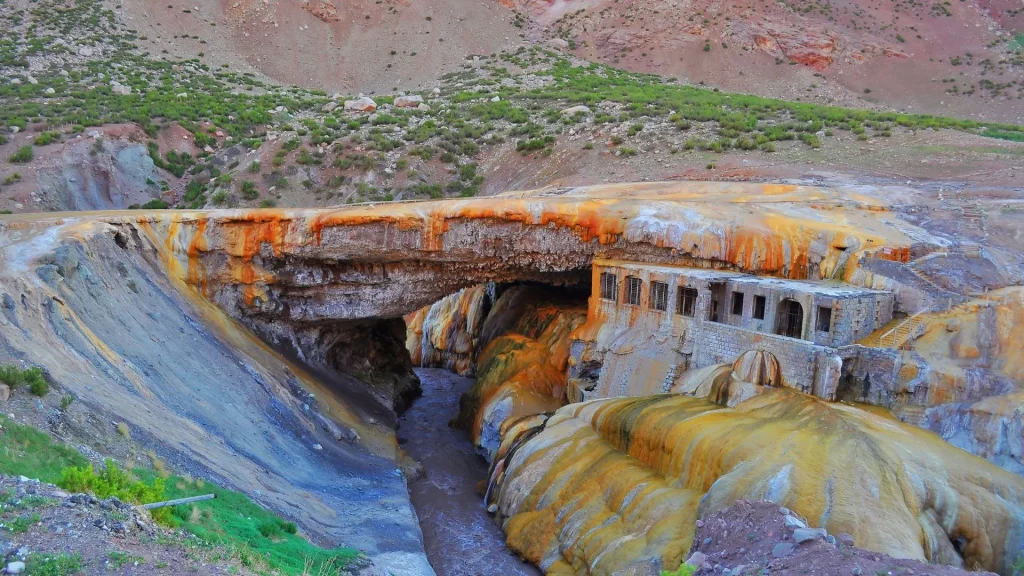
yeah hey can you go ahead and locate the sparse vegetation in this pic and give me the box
[0,365,49,396]
[8,146,33,163]
[0,3,1020,207]
[0,413,357,575]
[24,552,83,576]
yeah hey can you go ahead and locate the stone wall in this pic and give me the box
[692,321,841,397]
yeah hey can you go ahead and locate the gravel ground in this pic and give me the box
[685,500,995,576]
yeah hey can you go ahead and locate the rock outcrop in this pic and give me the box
[0,219,432,575]
[406,284,495,377]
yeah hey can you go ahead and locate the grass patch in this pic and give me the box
[137,470,358,575]
[0,415,88,483]
[107,550,144,569]
[24,552,83,576]
[5,512,40,533]
[0,414,357,575]
[981,128,1024,142]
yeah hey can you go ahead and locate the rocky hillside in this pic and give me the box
[505,0,1024,123]
[2,0,1023,215]
[103,0,1024,124]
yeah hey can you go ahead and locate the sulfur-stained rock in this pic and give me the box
[488,389,1024,575]
[454,286,586,458]
[406,285,493,377]
[732,350,783,387]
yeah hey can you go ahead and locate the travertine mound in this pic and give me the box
[451,286,586,458]
[487,389,1024,575]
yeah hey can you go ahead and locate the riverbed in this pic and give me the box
[399,368,540,576]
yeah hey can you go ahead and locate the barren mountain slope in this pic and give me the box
[506,0,1024,123]
[109,0,1024,123]
[115,0,526,94]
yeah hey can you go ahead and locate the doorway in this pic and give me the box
[775,299,804,339]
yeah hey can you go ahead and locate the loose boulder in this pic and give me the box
[561,105,592,116]
[394,95,424,108]
[344,97,377,112]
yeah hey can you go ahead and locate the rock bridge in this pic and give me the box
[136,181,921,321]
[2,181,1023,575]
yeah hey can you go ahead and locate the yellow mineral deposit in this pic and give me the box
[489,387,1024,575]
[406,285,490,376]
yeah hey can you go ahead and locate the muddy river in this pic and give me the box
[399,368,540,576]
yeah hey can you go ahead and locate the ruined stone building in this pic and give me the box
[569,259,896,401]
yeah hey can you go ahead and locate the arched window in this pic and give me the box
[775,299,804,339]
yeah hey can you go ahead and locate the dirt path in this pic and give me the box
[399,368,539,576]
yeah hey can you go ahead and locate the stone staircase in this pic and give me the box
[861,257,965,308]
[959,203,988,239]
[859,312,926,350]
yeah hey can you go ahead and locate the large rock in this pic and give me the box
[344,96,377,112]
[561,105,592,116]
[394,95,424,108]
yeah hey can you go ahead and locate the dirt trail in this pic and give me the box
[400,368,539,576]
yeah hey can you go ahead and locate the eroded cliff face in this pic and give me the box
[487,385,1024,575]
[0,219,433,575]
[890,288,1024,475]
[406,284,587,458]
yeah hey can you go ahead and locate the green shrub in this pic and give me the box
[241,181,258,200]
[248,160,261,173]
[131,198,169,209]
[34,131,61,146]
[259,199,277,208]
[661,563,696,576]
[258,518,285,539]
[58,459,166,511]
[8,146,33,163]
[0,365,48,396]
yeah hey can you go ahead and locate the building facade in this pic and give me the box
[571,259,896,401]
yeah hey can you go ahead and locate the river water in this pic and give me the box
[399,368,540,576]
